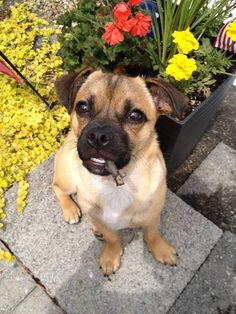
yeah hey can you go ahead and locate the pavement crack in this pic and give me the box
[0,238,67,314]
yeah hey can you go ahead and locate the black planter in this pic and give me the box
[156,75,235,174]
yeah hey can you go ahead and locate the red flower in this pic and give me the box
[116,16,137,32]
[127,0,143,6]
[113,2,131,22]
[102,22,124,46]
[129,12,151,37]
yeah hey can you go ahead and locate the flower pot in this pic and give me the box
[156,75,235,174]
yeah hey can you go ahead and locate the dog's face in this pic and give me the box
[55,69,188,176]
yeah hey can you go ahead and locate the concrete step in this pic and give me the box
[178,142,236,233]
[1,155,222,314]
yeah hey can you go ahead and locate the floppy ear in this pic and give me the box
[55,67,94,113]
[145,78,189,119]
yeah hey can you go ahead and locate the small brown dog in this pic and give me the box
[53,68,188,275]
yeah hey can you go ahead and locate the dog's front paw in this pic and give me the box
[148,238,177,266]
[99,243,123,276]
[63,203,81,224]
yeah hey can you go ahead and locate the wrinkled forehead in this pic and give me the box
[73,71,156,115]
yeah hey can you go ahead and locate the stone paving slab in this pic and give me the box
[178,142,236,233]
[0,259,35,313]
[169,231,236,314]
[0,240,61,313]
[1,155,222,314]
[12,286,64,314]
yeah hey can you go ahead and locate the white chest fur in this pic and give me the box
[91,178,134,229]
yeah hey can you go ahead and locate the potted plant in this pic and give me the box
[57,0,236,173]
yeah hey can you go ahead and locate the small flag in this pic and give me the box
[213,19,236,53]
[0,59,22,84]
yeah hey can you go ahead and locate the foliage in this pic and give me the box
[194,0,236,39]
[57,0,154,73]
[0,1,63,103]
[0,1,70,227]
[145,0,236,68]
[58,0,236,77]
[58,0,236,101]
[166,38,234,97]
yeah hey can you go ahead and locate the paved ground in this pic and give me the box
[1,156,222,314]
[0,140,236,313]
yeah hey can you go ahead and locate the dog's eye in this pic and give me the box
[75,101,90,115]
[127,109,147,124]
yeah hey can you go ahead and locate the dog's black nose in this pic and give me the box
[86,127,113,149]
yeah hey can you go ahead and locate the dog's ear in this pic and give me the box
[55,67,94,113]
[145,78,189,118]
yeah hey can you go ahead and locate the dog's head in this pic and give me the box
[55,68,188,176]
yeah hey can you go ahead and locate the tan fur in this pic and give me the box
[53,70,177,275]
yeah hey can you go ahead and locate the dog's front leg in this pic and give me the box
[144,215,177,266]
[90,217,122,276]
[52,183,81,224]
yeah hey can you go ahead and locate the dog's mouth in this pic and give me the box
[83,156,125,185]
[83,156,112,176]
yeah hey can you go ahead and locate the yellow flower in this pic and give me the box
[166,54,197,81]
[172,27,199,54]
[226,21,236,42]
[0,179,8,189]
[0,250,15,262]
[0,1,69,219]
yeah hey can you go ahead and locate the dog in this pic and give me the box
[52,68,188,275]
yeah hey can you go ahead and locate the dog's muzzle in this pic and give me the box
[78,121,130,176]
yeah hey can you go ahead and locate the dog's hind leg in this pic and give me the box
[52,183,81,224]
[89,217,122,276]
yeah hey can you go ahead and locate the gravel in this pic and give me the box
[33,0,75,24]
[0,0,74,23]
